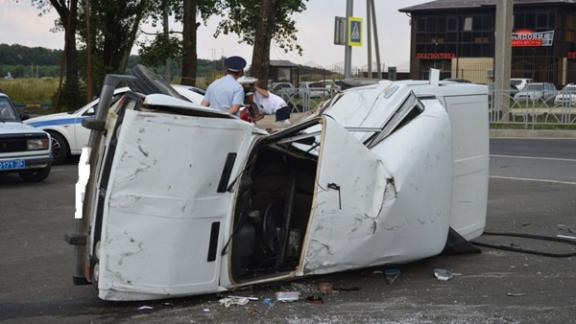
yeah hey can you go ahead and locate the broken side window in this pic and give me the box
[366,92,424,148]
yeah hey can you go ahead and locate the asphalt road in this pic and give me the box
[1,139,575,323]
[491,138,576,183]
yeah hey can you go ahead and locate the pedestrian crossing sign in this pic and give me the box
[348,17,363,47]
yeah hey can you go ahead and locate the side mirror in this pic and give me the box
[20,112,30,121]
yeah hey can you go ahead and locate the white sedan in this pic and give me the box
[25,85,204,164]
[554,84,576,106]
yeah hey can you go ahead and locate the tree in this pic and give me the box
[80,0,153,92]
[30,0,83,110]
[181,0,222,86]
[215,0,307,81]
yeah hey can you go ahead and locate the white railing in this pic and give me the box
[489,89,576,128]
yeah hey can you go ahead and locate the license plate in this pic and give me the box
[0,159,26,170]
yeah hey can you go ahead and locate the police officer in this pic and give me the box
[201,56,247,115]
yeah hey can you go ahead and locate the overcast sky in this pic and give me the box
[0,0,429,70]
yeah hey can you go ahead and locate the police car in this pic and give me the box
[25,85,204,164]
[0,92,52,182]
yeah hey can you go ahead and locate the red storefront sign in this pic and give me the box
[568,52,576,59]
[512,29,555,47]
[416,53,455,60]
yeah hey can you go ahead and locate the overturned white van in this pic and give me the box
[67,66,488,301]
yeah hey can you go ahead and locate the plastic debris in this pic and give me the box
[218,296,257,307]
[318,282,333,295]
[506,292,525,297]
[263,298,273,305]
[275,291,301,302]
[384,268,401,284]
[306,295,324,304]
[557,234,576,240]
[372,270,383,274]
[433,268,455,281]
[203,308,210,312]
[137,305,154,311]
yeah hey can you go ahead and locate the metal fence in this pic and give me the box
[489,89,576,128]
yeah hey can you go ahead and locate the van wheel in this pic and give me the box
[19,166,51,182]
[49,132,70,165]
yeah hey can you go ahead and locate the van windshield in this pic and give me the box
[0,97,18,121]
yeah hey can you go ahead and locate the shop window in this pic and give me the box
[482,15,495,31]
[446,32,457,42]
[537,13,548,28]
[447,17,457,31]
[526,12,536,27]
[437,17,446,30]
[427,17,437,32]
[417,18,426,32]
[515,14,525,29]
[549,12,556,28]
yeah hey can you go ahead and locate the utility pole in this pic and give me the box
[344,0,353,79]
[367,0,372,78]
[495,0,513,121]
[370,0,382,77]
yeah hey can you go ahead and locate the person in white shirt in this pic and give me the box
[251,80,291,124]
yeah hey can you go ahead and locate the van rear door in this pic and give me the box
[96,108,258,300]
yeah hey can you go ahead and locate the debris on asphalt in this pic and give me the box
[506,292,525,297]
[433,268,455,281]
[318,282,333,295]
[557,234,576,240]
[384,268,401,284]
[218,296,258,307]
[262,298,273,305]
[275,291,301,302]
[137,305,154,311]
[372,270,383,274]
[306,295,324,304]
[203,308,210,312]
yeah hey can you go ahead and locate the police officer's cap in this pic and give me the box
[225,56,247,72]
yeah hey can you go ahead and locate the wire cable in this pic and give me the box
[472,231,576,258]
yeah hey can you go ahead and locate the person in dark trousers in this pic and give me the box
[201,56,247,115]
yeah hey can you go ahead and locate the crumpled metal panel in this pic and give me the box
[302,103,453,274]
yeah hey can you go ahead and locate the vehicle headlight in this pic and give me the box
[27,138,49,150]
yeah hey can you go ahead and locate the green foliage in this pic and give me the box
[215,0,307,55]
[0,43,63,66]
[138,36,181,67]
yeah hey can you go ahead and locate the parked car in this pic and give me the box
[299,80,339,98]
[510,78,532,91]
[513,82,557,103]
[270,82,297,96]
[68,65,488,301]
[0,92,52,182]
[25,84,204,164]
[554,84,576,105]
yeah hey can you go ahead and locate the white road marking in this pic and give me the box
[490,175,576,186]
[491,154,576,163]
